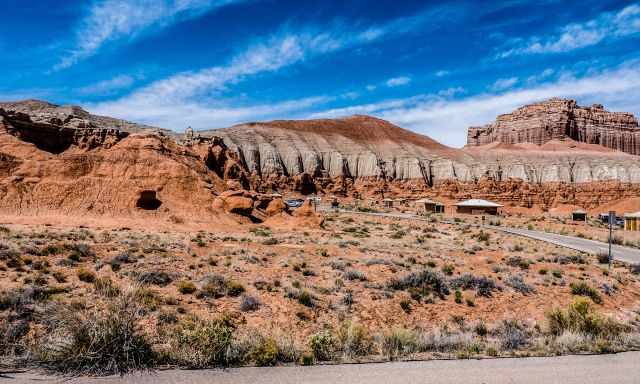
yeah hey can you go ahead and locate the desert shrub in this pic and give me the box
[94,277,121,297]
[555,254,586,265]
[597,251,610,264]
[226,281,246,297]
[495,319,530,350]
[137,271,173,286]
[297,290,314,307]
[199,274,228,298]
[250,337,278,366]
[36,293,154,375]
[505,256,530,270]
[262,238,278,245]
[335,321,374,358]
[399,299,412,313]
[274,334,301,363]
[449,274,497,297]
[177,280,197,295]
[77,269,96,283]
[454,290,463,304]
[570,282,602,304]
[416,328,474,353]
[475,231,490,243]
[344,269,367,281]
[170,317,235,367]
[551,269,562,278]
[505,275,534,295]
[0,317,30,356]
[309,331,336,361]
[387,269,449,298]
[441,264,455,276]
[546,298,628,338]
[239,295,261,312]
[381,327,417,359]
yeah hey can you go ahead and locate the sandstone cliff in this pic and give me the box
[2,99,640,217]
[467,98,640,155]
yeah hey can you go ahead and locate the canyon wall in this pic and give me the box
[467,98,640,155]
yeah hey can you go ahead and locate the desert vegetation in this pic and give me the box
[0,212,639,376]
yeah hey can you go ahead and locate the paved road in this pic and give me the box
[329,209,640,264]
[487,225,640,265]
[6,352,640,384]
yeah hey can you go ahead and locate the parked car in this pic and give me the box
[285,199,304,208]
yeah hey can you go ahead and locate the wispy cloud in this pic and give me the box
[490,77,518,91]
[88,9,449,129]
[54,0,240,70]
[77,74,136,95]
[386,76,412,87]
[310,61,640,147]
[498,4,640,58]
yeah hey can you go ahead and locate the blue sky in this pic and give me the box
[1,0,640,147]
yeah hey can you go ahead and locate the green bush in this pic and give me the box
[570,282,602,304]
[335,321,374,358]
[546,298,627,338]
[250,337,278,366]
[309,331,336,361]
[177,280,197,294]
[77,269,96,283]
[226,281,245,297]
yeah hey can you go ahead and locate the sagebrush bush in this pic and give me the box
[250,337,278,366]
[570,282,602,304]
[240,295,261,312]
[382,327,417,359]
[77,269,96,283]
[309,331,336,361]
[546,298,627,339]
[335,321,374,358]
[170,317,235,368]
[36,292,154,375]
[177,280,197,295]
[387,269,449,298]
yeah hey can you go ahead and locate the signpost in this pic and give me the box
[608,210,615,270]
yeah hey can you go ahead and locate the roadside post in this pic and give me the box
[609,210,615,270]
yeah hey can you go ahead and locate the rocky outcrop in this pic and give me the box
[204,115,473,186]
[467,98,640,155]
[1,108,128,153]
[0,99,169,134]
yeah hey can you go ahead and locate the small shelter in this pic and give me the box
[571,209,587,222]
[624,212,640,231]
[415,198,445,213]
[454,199,502,215]
[383,198,394,208]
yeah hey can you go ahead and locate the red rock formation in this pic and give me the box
[467,98,640,155]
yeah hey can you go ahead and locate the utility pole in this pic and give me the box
[609,210,615,270]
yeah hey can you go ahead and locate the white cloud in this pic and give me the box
[490,77,518,91]
[435,70,449,77]
[499,4,640,57]
[309,62,640,147]
[54,0,240,70]
[366,85,377,91]
[386,76,411,87]
[87,11,444,129]
[78,74,135,95]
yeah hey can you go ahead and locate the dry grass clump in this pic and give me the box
[35,289,154,375]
